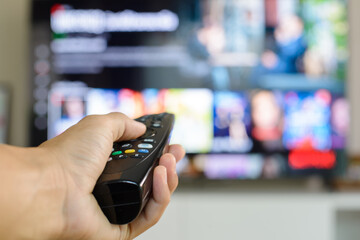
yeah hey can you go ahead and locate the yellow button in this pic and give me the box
[125,149,136,154]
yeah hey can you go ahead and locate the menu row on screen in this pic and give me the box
[48,82,349,154]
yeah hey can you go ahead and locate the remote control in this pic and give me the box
[93,113,175,225]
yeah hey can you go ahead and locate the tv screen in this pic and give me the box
[31,0,349,180]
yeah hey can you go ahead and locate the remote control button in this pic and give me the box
[125,149,136,154]
[121,143,133,148]
[130,154,144,159]
[138,149,150,154]
[138,143,153,149]
[136,116,149,122]
[143,139,155,143]
[115,154,127,160]
[111,151,123,156]
[151,123,162,128]
[108,157,113,162]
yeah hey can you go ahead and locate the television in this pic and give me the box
[31,0,349,180]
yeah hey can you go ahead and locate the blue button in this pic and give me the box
[138,149,150,154]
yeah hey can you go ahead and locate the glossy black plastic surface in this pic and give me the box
[93,113,174,224]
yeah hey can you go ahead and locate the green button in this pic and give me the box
[111,151,123,156]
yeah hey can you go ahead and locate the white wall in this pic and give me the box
[348,0,360,155]
[0,0,30,146]
[137,192,360,240]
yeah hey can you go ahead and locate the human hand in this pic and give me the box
[0,113,184,240]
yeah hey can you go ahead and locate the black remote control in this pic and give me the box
[93,113,175,225]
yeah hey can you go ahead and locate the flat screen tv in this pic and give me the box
[31,0,349,180]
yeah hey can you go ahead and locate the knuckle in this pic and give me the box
[81,114,96,122]
[79,114,111,132]
[107,112,127,119]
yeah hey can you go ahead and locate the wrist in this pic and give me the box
[32,146,68,239]
[0,145,67,239]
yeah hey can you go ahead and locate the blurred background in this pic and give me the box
[1,0,360,239]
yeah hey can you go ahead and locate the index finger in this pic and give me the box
[39,112,146,161]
